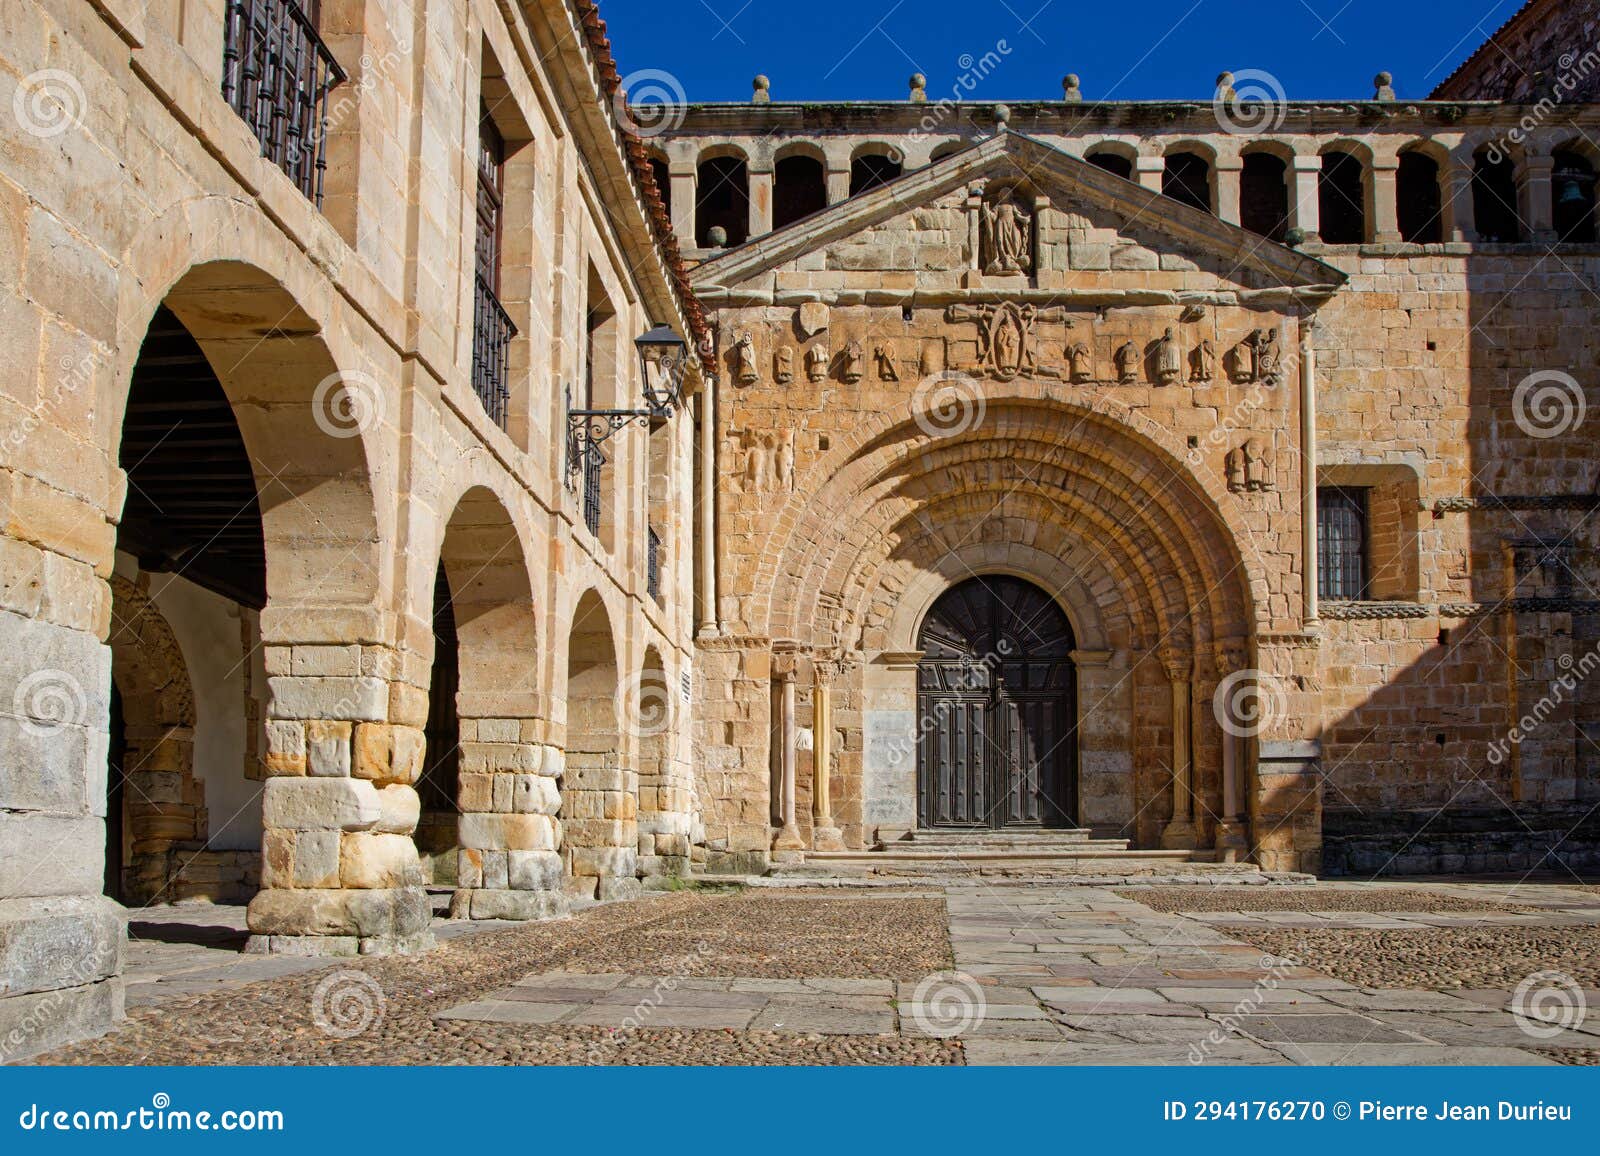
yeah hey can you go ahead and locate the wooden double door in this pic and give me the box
[916,576,1078,828]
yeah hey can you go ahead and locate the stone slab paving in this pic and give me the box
[33,881,1600,1066]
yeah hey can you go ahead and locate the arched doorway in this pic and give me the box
[916,576,1077,829]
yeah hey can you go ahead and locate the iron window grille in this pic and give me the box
[221,0,346,206]
[1318,486,1370,600]
[646,525,662,603]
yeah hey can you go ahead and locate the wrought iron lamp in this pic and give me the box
[566,324,690,488]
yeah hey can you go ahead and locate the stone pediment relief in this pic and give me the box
[690,132,1346,308]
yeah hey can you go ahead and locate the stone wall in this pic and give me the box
[1432,0,1600,102]
[0,0,702,1058]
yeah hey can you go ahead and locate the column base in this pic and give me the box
[810,824,846,852]
[772,822,806,853]
[1213,820,1250,862]
[450,887,569,921]
[1160,819,1198,850]
[245,885,433,956]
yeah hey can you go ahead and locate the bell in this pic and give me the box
[1558,176,1589,207]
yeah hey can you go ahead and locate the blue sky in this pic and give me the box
[598,0,1527,104]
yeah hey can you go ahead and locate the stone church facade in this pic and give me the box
[1,0,1598,1058]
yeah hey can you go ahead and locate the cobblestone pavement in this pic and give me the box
[21,881,1600,1066]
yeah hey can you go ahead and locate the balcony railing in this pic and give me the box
[472,274,515,429]
[582,444,603,537]
[221,0,346,206]
[646,525,662,603]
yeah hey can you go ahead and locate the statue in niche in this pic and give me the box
[841,340,865,384]
[743,434,772,493]
[732,332,758,385]
[774,345,794,384]
[1156,327,1183,385]
[775,431,796,491]
[1067,340,1095,383]
[1114,340,1140,384]
[980,191,1033,275]
[805,343,829,383]
[1191,339,1217,383]
[874,343,899,381]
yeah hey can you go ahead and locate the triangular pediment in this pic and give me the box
[690,132,1346,303]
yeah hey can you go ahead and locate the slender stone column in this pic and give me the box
[1160,650,1197,850]
[1135,154,1165,194]
[669,161,696,245]
[1212,640,1250,860]
[1300,318,1320,629]
[1371,159,1401,243]
[1214,158,1243,226]
[826,165,851,205]
[772,669,805,857]
[1445,156,1477,242]
[696,388,719,638]
[1289,153,1322,240]
[810,675,845,851]
[1521,154,1556,240]
[748,167,773,238]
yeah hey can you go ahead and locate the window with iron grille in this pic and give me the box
[1318,486,1370,600]
[582,444,603,538]
[470,105,513,428]
[646,525,662,603]
[221,0,346,206]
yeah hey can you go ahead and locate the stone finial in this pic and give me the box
[909,73,927,103]
[1062,74,1082,102]
[993,103,1011,131]
[707,225,728,249]
[752,75,771,103]
[1373,71,1396,101]
[1215,71,1236,100]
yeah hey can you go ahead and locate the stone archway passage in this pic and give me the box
[916,576,1077,829]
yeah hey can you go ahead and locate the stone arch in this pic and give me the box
[105,574,200,905]
[752,390,1267,645]
[631,644,689,879]
[112,204,417,954]
[428,483,559,919]
[560,589,637,899]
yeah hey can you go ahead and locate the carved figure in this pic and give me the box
[775,431,795,491]
[1245,437,1274,490]
[1067,340,1094,383]
[1156,327,1183,385]
[1114,340,1140,384]
[805,344,828,383]
[774,345,794,384]
[841,340,865,384]
[732,332,758,385]
[946,301,1064,380]
[1191,338,1216,383]
[1225,444,1246,491]
[980,194,1033,275]
[743,434,771,493]
[874,343,899,381]
[1249,327,1283,385]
